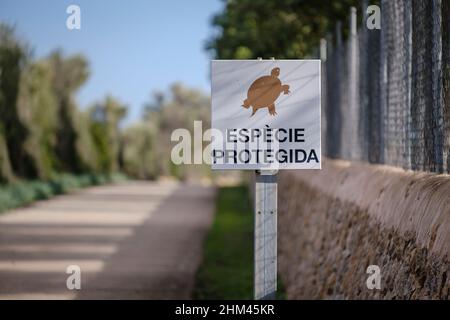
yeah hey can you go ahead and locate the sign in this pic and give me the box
[211,60,321,170]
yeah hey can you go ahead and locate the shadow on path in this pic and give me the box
[0,181,216,300]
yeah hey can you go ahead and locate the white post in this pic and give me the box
[254,170,278,300]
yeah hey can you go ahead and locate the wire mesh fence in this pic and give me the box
[322,0,449,173]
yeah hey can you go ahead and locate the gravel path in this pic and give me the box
[0,181,215,299]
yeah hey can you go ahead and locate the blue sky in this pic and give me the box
[0,0,222,123]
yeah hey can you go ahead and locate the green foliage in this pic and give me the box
[0,127,15,183]
[124,83,210,180]
[195,186,285,299]
[47,50,91,173]
[0,173,127,213]
[74,110,101,172]
[194,187,253,299]
[0,22,211,192]
[88,96,127,173]
[194,186,254,299]
[0,23,129,185]
[0,24,36,179]
[207,0,360,59]
[123,121,159,179]
[0,25,107,182]
[18,60,59,179]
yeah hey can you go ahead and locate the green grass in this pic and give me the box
[194,185,285,300]
[0,172,127,213]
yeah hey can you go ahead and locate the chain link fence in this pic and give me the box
[322,0,449,173]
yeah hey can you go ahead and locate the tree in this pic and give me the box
[89,96,127,173]
[47,51,90,173]
[17,60,58,179]
[122,122,158,179]
[124,83,210,180]
[206,0,359,59]
[0,24,36,180]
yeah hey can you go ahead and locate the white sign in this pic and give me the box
[211,60,321,170]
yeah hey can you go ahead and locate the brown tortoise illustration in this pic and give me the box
[242,67,290,116]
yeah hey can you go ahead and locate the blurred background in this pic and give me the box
[0,0,449,300]
[0,0,220,187]
[0,0,361,190]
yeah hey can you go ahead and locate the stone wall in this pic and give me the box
[278,158,450,299]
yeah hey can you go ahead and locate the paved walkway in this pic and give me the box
[0,181,216,299]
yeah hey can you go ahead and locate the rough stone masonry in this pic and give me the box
[278,159,450,299]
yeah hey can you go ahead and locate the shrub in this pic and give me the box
[0,172,127,213]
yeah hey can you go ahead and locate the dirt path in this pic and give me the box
[0,181,216,299]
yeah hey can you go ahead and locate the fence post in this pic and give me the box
[320,38,328,155]
[254,169,277,300]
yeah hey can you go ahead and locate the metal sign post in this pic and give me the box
[254,169,277,300]
[210,58,321,300]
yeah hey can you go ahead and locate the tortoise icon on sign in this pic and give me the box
[242,67,290,117]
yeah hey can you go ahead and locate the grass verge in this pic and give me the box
[194,185,285,300]
[0,172,127,213]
